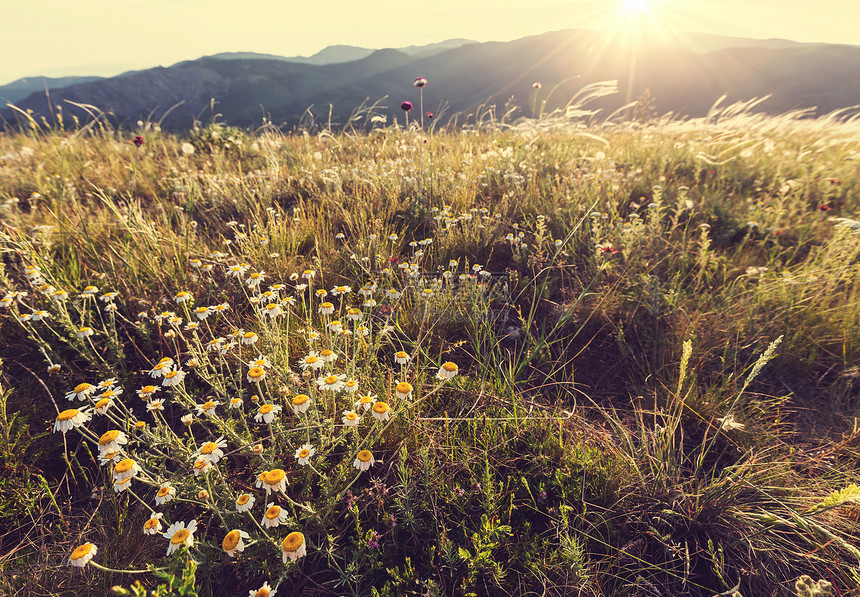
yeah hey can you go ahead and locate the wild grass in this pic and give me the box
[0,100,859,596]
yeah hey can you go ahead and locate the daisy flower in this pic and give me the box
[228,263,250,278]
[195,400,221,416]
[302,269,315,280]
[261,503,289,528]
[82,285,99,296]
[76,326,94,338]
[291,394,311,414]
[229,397,244,409]
[247,366,266,384]
[236,493,256,512]
[346,307,362,321]
[195,437,227,465]
[395,381,413,400]
[343,379,359,393]
[319,349,338,364]
[281,531,307,563]
[354,449,375,472]
[250,355,272,368]
[342,410,361,427]
[222,529,250,557]
[113,476,133,493]
[194,306,211,320]
[162,369,186,387]
[47,363,62,374]
[394,351,410,365]
[299,352,324,371]
[181,413,194,426]
[328,320,343,333]
[147,399,166,413]
[193,457,213,477]
[249,582,277,597]
[255,403,282,424]
[65,382,95,401]
[149,361,172,378]
[155,482,176,505]
[69,542,97,567]
[93,397,114,415]
[98,430,128,456]
[163,520,197,555]
[53,289,69,302]
[113,458,141,481]
[246,271,266,288]
[294,444,315,466]
[331,285,351,296]
[174,291,193,304]
[437,362,459,380]
[131,383,156,399]
[242,331,259,345]
[372,401,390,421]
[356,394,376,412]
[318,301,334,315]
[54,407,92,433]
[262,303,282,318]
[317,374,346,392]
[143,513,164,535]
[256,468,288,495]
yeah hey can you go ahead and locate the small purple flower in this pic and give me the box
[400,101,413,112]
[413,76,428,88]
[367,530,381,550]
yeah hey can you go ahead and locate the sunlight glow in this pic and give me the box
[624,0,652,12]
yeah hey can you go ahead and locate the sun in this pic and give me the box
[624,0,652,12]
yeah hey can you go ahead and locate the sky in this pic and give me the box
[1,0,858,85]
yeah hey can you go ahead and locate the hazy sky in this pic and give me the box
[1,0,857,85]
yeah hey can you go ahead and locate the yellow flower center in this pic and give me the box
[236,494,250,506]
[254,589,270,597]
[73,382,91,394]
[194,459,207,470]
[165,371,179,379]
[222,530,241,551]
[201,442,218,455]
[443,362,458,372]
[345,413,357,421]
[144,518,159,530]
[305,356,318,364]
[140,385,156,393]
[357,450,373,463]
[57,409,79,422]
[262,469,285,485]
[114,459,134,474]
[170,529,190,544]
[71,543,93,559]
[345,380,357,388]
[292,394,309,405]
[95,398,110,409]
[324,375,338,385]
[299,449,310,458]
[320,349,333,357]
[396,382,412,394]
[135,421,145,429]
[158,357,172,364]
[248,367,265,379]
[202,401,215,410]
[396,351,407,359]
[259,404,274,415]
[265,505,281,519]
[373,402,389,414]
[282,531,304,552]
[157,486,172,497]
[115,477,131,487]
[244,332,256,339]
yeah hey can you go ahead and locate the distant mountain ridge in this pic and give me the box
[0,75,105,103]
[3,29,859,130]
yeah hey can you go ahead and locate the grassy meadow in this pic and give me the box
[1,99,860,596]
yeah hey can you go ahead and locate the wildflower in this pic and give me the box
[133,135,144,147]
[319,348,338,363]
[98,430,128,456]
[291,393,311,414]
[134,420,146,431]
[328,320,343,333]
[255,403,282,424]
[229,397,243,409]
[315,288,328,300]
[174,291,193,304]
[149,361,172,378]
[401,101,413,112]
[357,394,376,412]
[228,264,250,278]
[82,285,99,296]
[195,437,227,465]
[250,354,272,369]
[282,531,307,563]
[252,443,264,455]
[162,369,186,387]
[427,111,434,120]
[155,482,176,505]
[354,449,375,472]
[294,444,315,466]
[114,458,141,482]
[181,413,194,426]
[372,401,390,421]
[332,285,352,296]
[261,503,290,528]
[53,289,69,302]
[198,489,209,500]
[47,364,61,374]
[54,407,92,433]
[194,306,211,320]
[93,397,114,415]
[236,493,255,512]
[318,301,334,315]
[146,398,166,413]
[395,381,413,400]
[317,374,346,392]
[69,542,97,567]
[250,581,277,597]
[343,379,359,393]
[247,366,266,384]
[137,385,159,400]
[257,468,287,495]
[247,271,266,287]
[437,361,459,380]
[342,410,361,427]
[193,457,213,477]
[222,529,250,557]
[346,307,362,321]
[262,302,283,318]
[144,513,164,535]
[195,400,220,416]
[66,382,95,401]
[164,520,197,555]
[76,326,94,338]
[113,476,133,493]
[394,351,410,365]
[299,352,324,371]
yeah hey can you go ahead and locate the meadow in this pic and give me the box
[1,95,859,596]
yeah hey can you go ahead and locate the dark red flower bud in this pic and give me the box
[133,135,144,147]
[413,77,427,88]
[400,101,413,112]
[426,112,434,120]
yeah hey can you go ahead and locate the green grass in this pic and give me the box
[0,103,859,596]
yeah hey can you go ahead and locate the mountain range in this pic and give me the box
[2,29,859,130]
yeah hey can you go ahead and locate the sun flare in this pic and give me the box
[624,0,651,12]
